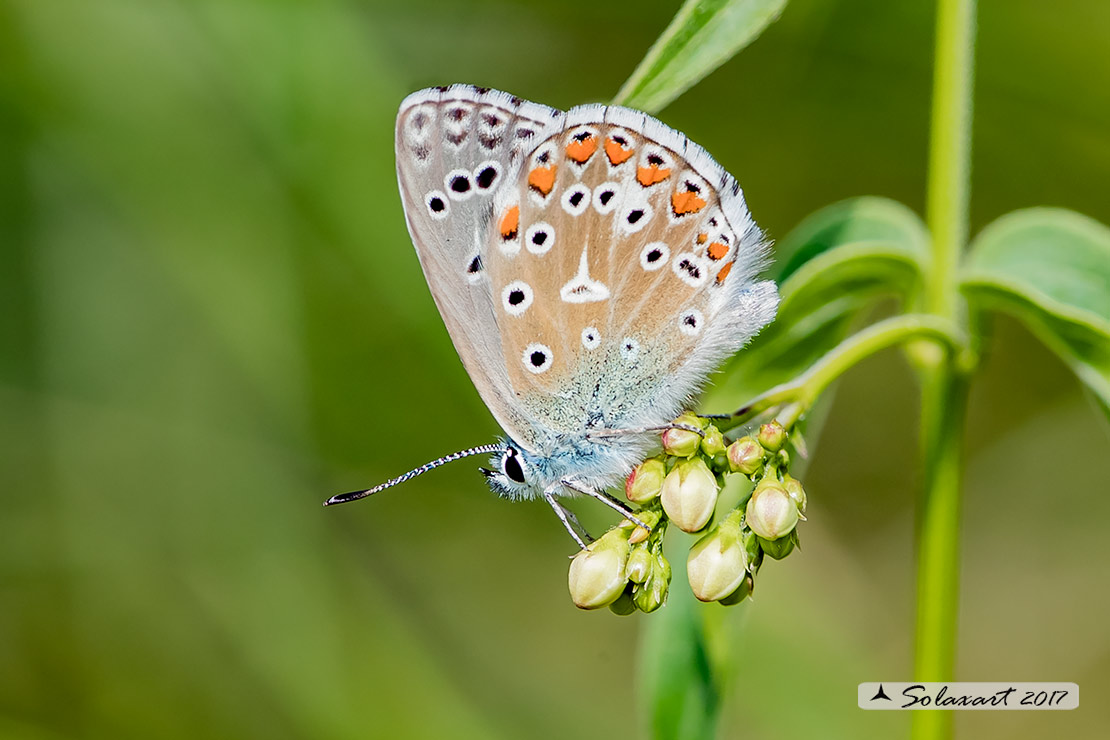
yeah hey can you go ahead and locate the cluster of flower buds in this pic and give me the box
[567,511,672,614]
[568,414,810,612]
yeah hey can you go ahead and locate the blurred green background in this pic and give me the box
[2,0,1108,738]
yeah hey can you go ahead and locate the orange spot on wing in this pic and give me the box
[707,242,729,260]
[604,137,634,165]
[696,233,708,244]
[672,191,707,215]
[499,206,519,239]
[528,165,557,195]
[636,165,671,187]
[566,136,597,163]
[715,261,733,284]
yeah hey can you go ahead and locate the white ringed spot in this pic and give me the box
[679,309,704,336]
[592,182,621,214]
[672,252,708,288]
[619,203,652,234]
[581,327,601,350]
[425,190,449,220]
[522,343,553,374]
[640,242,670,271]
[444,169,475,201]
[501,280,534,316]
[525,222,555,255]
[561,184,591,216]
[472,160,502,191]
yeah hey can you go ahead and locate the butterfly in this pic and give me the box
[325,85,779,547]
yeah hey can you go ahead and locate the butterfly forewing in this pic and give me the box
[395,86,565,450]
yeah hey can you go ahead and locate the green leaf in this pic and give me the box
[613,0,787,113]
[962,208,1110,410]
[707,198,928,409]
[773,197,930,326]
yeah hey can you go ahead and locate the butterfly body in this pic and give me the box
[392,84,778,512]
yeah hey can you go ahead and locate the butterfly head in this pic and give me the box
[481,443,539,499]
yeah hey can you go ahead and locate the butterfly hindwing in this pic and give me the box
[483,104,777,436]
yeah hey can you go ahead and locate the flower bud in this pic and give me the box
[660,457,719,533]
[626,546,653,584]
[626,458,666,503]
[567,529,630,610]
[745,480,799,540]
[700,426,727,457]
[782,474,807,514]
[662,426,701,458]
[608,584,636,616]
[718,572,754,606]
[687,518,748,603]
[726,436,764,476]
[757,421,787,452]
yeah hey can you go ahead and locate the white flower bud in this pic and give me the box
[745,481,800,540]
[626,458,666,503]
[567,529,630,610]
[687,517,748,603]
[726,436,764,476]
[660,457,719,533]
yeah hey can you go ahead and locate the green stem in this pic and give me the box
[925,0,975,319]
[730,314,965,422]
[913,2,976,740]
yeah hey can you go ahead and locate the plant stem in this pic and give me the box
[925,0,975,319]
[730,314,966,422]
[914,1,976,740]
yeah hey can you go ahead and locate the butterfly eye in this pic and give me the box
[502,448,526,484]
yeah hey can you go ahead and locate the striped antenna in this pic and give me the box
[323,444,505,506]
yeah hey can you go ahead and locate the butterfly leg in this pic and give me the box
[544,489,591,550]
[585,422,705,441]
[560,478,651,532]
